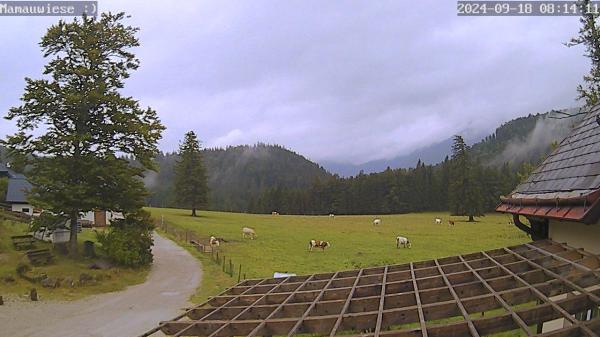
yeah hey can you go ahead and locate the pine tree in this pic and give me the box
[448,135,484,222]
[174,131,209,216]
[568,0,600,106]
[4,13,164,255]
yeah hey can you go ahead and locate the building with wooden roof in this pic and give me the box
[496,105,600,254]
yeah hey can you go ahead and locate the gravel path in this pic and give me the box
[0,233,202,337]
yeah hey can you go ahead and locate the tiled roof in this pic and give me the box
[497,105,600,223]
[5,178,32,204]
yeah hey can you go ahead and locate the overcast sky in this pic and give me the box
[0,0,590,164]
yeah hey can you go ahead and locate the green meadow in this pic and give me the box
[148,208,530,302]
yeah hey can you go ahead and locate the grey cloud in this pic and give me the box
[0,0,591,165]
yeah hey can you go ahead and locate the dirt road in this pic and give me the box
[0,233,202,337]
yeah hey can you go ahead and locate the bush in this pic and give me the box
[16,262,31,276]
[96,210,154,267]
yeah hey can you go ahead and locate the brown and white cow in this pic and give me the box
[309,240,331,251]
[448,220,455,227]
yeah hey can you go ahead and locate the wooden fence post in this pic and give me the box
[222,256,226,272]
[238,264,242,283]
[229,259,233,276]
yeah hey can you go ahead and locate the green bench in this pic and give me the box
[26,249,54,265]
[11,235,36,250]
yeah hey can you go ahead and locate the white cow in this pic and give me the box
[435,218,442,224]
[329,213,335,218]
[373,218,381,226]
[242,227,257,240]
[396,236,412,248]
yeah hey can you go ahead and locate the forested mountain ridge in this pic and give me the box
[471,108,582,167]
[145,144,331,211]
[324,108,582,176]
[245,108,583,215]
[1,108,583,215]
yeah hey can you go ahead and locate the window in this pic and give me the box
[21,208,30,213]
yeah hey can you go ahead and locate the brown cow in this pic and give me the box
[309,240,331,251]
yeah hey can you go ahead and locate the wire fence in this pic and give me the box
[155,217,247,282]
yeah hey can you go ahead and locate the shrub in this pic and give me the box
[16,262,31,276]
[96,210,154,267]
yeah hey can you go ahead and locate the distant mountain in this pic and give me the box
[321,138,457,177]
[146,144,331,211]
[471,108,584,167]
[322,108,583,176]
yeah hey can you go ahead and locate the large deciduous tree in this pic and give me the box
[448,135,483,222]
[4,13,164,255]
[174,131,209,217]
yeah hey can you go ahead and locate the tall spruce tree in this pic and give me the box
[174,131,209,217]
[448,135,483,222]
[568,0,600,106]
[4,13,164,255]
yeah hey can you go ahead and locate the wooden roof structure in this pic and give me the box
[497,105,600,224]
[142,240,600,337]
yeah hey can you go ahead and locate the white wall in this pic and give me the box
[80,211,124,225]
[540,219,600,332]
[548,219,600,254]
[11,204,33,216]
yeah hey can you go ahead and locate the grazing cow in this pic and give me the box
[209,236,220,248]
[396,236,412,248]
[329,213,335,218]
[242,227,257,239]
[373,218,381,226]
[309,240,331,251]
[435,218,442,224]
[271,211,279,215]
[448,220,455,227]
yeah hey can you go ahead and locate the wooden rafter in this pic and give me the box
[141,240,600,337]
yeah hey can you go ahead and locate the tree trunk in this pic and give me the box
[191,207,197,217]
[468,215,474,222]
[69,211,79,256]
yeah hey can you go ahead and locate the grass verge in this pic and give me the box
[0,214,149,301]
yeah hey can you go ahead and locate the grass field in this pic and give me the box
[0,216,149,301]
[148,208,530,303]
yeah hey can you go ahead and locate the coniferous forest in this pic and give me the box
[141,110,580,216]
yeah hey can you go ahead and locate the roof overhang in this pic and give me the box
[496,190,600,224]
[142,240,600,337]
